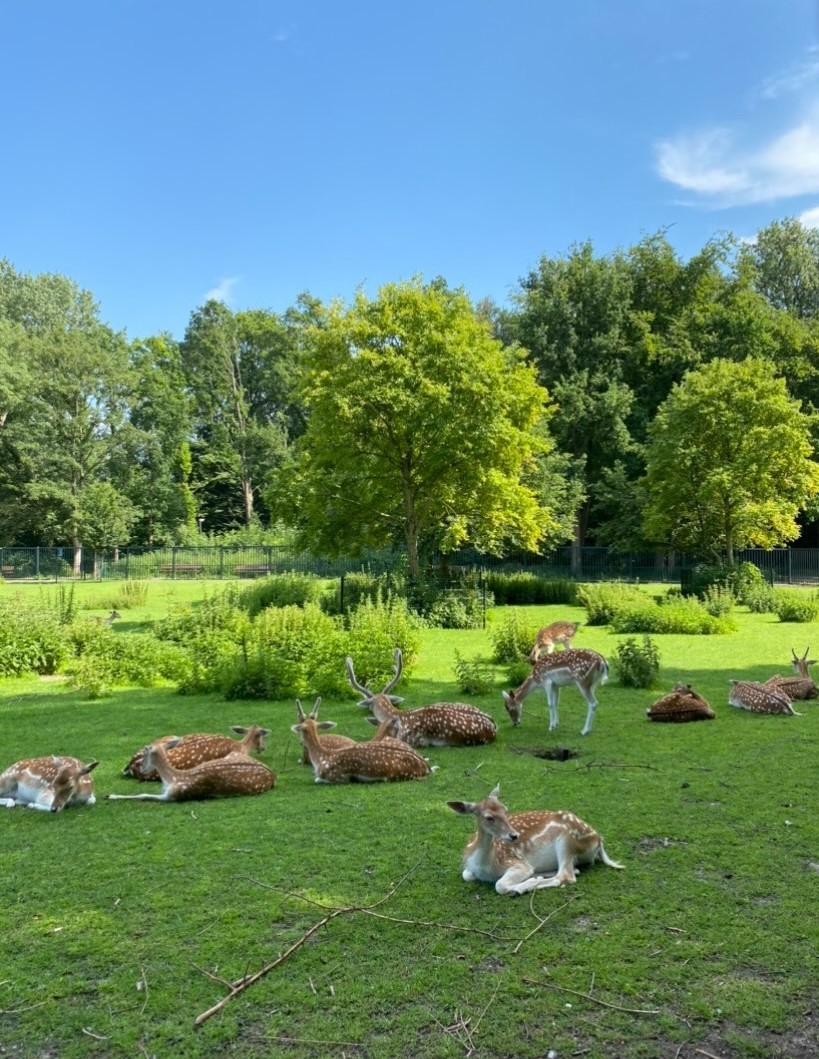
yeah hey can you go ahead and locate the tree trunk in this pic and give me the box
[72,537,82,577]
[242,476,254,526]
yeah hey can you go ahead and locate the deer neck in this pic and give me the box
[369,694,400,723]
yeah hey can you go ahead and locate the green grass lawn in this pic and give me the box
[1,587,818,1058]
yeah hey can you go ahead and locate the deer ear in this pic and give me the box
[290,724,304,735]
[80,760,99,775]
[365,716,380,727]
[447,800,474,815]
[317,721,337,731]
[230,726,248,735]
[489,784,501,799]
[389,695,404,705]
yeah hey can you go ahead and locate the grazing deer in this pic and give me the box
[346,649,497,747]
[764,648,818,701]
[0,756,98,812]
[646,683,715,722]
[728,680,800,716]
[291,698,432,783]
[108,741,276,802]
[529,620,581,663]
[447,784,623,895]
[122,724,271,781]
[502,648,608,734]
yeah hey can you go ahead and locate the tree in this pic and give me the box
[742,217,819,319]
[266,278,570,580]
[642,358,819,562]
[75,481,139,575]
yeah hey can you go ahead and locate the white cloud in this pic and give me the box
[655,111,819,207]
[799,204,819,228]
[204,277,240,304]
[756,55,819,101]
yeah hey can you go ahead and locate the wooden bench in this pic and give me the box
[234,565,272,578]
[159,564,203,578]
[1,565,14,576]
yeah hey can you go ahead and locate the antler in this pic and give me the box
[345,656,372,698]
[383,647,404,694]
[310,696,321,719]
[295,699,306,722]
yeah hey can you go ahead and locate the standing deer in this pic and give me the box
[764,648,818,701]
[108,741,276,802]
[447,784,623,895]
[728,680,800,716]
[291,698,432,783]
[502,648,608,734]
[0,756,98,812]
[122,724,271,780]
[529,620,581,663]
[346,649,497,747]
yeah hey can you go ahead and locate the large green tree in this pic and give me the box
[266,278,570,579]
[643,358,819,562]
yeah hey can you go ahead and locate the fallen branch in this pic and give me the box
[523,978,660,1015]
[249,1035,364,1049]
[571,761,659,773]
[512,896,575,953]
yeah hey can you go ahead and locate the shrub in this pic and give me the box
[490,610,538,664]
[506,658,533,689]
[484,572,577,606]
[67,631,189,697]
[239,572,324,616]
[425,592,486,629]
[614,636,660,688]
[452,652,495,696]
[576,582,646,625]
[687,560,769,603]
[114,581,149,608]
[345,597,424,687]
[773,589,819,623]
[0,600,68,676]
[610,595,735,635]
[744,582,777,614]
[701,584,735,617]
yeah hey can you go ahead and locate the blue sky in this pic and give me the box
[3,0,819,339]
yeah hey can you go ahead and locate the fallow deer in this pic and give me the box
[122,724,271,781]
[728,680,800,716]
[346,649,497,747]
[291,698,432,783]
[108,741,276,802]
[92,609,121,626]
[764,648,818,701]
[294,698,357,764]
[502,648,608,734]
[0,756,98,812]
[447,784,623,895]
[646,683,715,722]
[529,620,581,663]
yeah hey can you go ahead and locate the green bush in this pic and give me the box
[345,596,423,688]
[614,636,660,688]
[113,581,149,608]
[484,572,577,606]
[489,610,538,664]
[744,582,777,614]
[0,600,68,676]
[610,595,735,635]
[239,572,324,616]
[506,658,533,688]
[452,651,495,695]
[576,582,646,625]
[773,589,819,623]
[67,631,189,697]
[701,584,735,617]
[425,592,486,629]
[687,560,769,603]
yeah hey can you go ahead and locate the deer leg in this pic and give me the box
[580,691,598,735]
[1,798,16,809]
[107,793,169,801]
[495,865,547,896]
[546,684,560,731]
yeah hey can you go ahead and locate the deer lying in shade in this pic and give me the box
[346,649,497,747]
[123,724,271,780]
[646,684,715,723]
[108,741,276,802]
[0,756,98,812]
[447,784,623,896]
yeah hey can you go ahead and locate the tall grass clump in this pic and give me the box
[773,589,819,623]
[113,580,149,608]
[485,571,577,605]
[576,581,646,625]
[489,610,538,663]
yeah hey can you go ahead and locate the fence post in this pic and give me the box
[35,547,41,578]
[340,573,345,614]
[788,548,792,585]
[481,568,486,629]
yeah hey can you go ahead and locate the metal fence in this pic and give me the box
[2,544,819,585]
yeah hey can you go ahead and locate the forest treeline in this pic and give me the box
[4,218,819,576]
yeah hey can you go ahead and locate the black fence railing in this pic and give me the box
[1,544,819,586]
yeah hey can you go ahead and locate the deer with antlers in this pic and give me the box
[502,647,608,734]
[728,680,801,716]
[346,649,497,747]
[447,784,622,895]
[108,741,276,802]
[122,724,271,781]
[764,648,818,702]
[291,698,432,783]
[0,756,98,812]
[529,620,581,663]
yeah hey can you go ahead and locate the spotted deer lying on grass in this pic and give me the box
[528,620,581,663]
[728,680,800,716]
[123,724,271,780]
[291,698,432,783]
[109,741,276,802]
[502,648,608,734]
[646,684,715,722]
[0,756,98,812]
[447,784,623,895]
[764,648,818,701]
[346,648,497,747]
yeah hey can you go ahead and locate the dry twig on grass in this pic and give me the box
[523,977,660,1015]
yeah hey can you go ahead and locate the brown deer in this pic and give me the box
[291,698,432,783]
[447,784,623,895]
[92,609,121,626]
[108,741,276,802]
[346,649,497,747]
[728,680,800,716]
[646,683,715,722]
[294,698,357,764]
[122,724,271,781]
[502,648,608,734]
[764,648,818,701]
[0,756,98,812]
[529,620,581,663]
